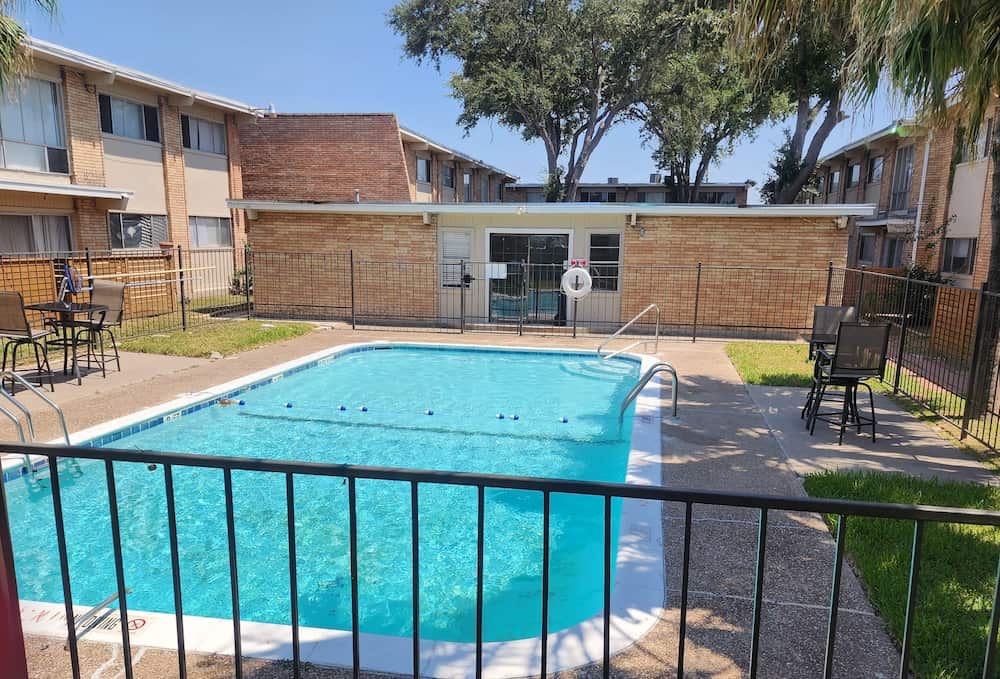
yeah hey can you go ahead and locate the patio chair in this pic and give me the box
[74,279,126,377]
[805,322,890,444]
[808,305,857,359]
[0,291,54,392]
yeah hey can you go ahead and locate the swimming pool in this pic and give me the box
[6,342,665,675]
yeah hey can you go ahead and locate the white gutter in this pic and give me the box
[229,199,877,218]
[0,179,132,201]
[911,130,933,263]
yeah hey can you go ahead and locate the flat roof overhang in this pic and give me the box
[0,179,132,207]
[229,200,877,219]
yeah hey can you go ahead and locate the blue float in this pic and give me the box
[496,413,504,420]
[338,405,347,411]
[511,414,520,421]
[560,416,569,423]
[426,409,434,416]
[360,406,368,412]
[285,402,294,409]
[238,400,245,406]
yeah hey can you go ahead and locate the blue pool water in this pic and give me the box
[6,345,641,643]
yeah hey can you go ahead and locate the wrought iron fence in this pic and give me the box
[841,267,1000,451]
[0,247,250,340]
[2,442,1000,679]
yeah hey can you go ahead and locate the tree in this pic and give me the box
[739,0,1000,417]
[389,0,685,201]
[633,10,789,202]
[759,130,821,204]
[0,1,57,90]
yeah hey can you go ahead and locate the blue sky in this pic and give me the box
[24,0,910,201]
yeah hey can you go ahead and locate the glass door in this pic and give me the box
[488,233,569,323]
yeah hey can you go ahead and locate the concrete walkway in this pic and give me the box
[13,330,993,678]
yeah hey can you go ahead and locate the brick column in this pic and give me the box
[62,68,110,249]
[225,113,247,247]
[159,97,189,248]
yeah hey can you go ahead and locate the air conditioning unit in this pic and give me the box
[649,173,662,184]
[607,177,619,184]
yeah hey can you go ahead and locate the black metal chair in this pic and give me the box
[805,322,890,444]
[0,291,55,391]
[72,280,126,377]
[808,305,857,359]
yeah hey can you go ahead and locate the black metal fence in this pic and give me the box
[2,442,1000,679]
[0,247,250,340]
[841,267,1000,451]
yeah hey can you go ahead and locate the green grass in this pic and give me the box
[804,471,1000,679]
[120,320,313,358]
[724,341,815,387]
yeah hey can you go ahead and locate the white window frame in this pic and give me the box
[588,232,622,292]
[182,115,227,155]
[867,156,884,184]
[416,156,431,184]
[0,76,68,174]
[857,233,877,265]
[942,237,977,275]
[108,212,169,250]
[440,228,473,287]
[442,164,456,189]
[890,145,914,211]
[0,213,73,254]
[188,216,233,249]
[100,94,160,144]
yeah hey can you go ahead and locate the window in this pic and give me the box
[181,115,226,154]
[942,238,977,275]
[463,172,472,201]
[817,175,825,195]
[960,119,994,162]
[442,165,455,189]
[108,213,168,249]
[696,191,737,204]
[882,237,905,268]
[0,215,71,253]
[0,78,67,173]
[525,191,546,203]
[827,170,842,197]
[890,145,914,210]
[99,95,160,142]
[846,163,861,188]
[589,233,621,291]
[188,216,232,248]
[867,156,883,184]
[480,175,489,202]
[857,233,876,264]
[440,229,471,287]
[580,191,617,202]
[416,156,431,183]
[496,182,504,201]
[637,191,665,203]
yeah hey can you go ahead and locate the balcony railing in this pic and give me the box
[3,441,1000,679]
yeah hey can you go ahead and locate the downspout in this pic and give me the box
[911,131,933,264]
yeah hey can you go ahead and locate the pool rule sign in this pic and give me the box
[561,260,593,337]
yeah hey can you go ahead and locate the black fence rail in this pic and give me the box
[0,247,250,340]
[840,267,1000,451]
[2,442,1000,679]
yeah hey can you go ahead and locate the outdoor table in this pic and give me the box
[25,301,108,385]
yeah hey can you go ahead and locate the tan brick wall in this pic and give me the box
[159,97,189,248]
[239,114,412,203]
[72,198,108,250]
[225,113,247,248]
[621,215,848,331]
[247,212,438,321]
[61,68,105,187]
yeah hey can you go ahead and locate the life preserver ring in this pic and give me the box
[561,267,593,299]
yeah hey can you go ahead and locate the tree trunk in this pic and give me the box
[775,94,842,204]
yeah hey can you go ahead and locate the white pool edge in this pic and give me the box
[15,341,667,679]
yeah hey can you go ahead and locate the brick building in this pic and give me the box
[230,200,873,330]
[504,177,750,205]
[817,104,998,289]
[238,114,517,205]
[0,38,256,257]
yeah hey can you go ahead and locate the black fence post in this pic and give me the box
[177,245,188,331]
[893,271,912,394]
[460,260,466,334]
[349,250,356,330]
[84,247,93,291]
[961,283,990,439]
[825,261,833,306]
[856,265,866,319]
[518,259,526,337]
[244,245,252,320]
[692,263,702,343]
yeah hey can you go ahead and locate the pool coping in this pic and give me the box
[12,341,666,679]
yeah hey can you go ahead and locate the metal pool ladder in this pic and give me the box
[0,371,71,476]
[619,362,679,431]
[597,303,660,359]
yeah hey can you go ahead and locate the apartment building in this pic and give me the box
[238,114,517,205]
[504,176,750,205]
[0,38,255,257]
[817,107,996,289]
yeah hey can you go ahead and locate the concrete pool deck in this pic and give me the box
[7,325,993,678]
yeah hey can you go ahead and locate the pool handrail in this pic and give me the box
[597,303,659,359]
[619,361,678,429]
[0,371,70,446]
